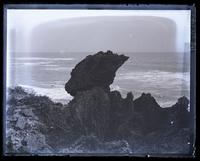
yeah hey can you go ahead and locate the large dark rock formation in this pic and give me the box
[67,87,111,140]
[133,93,166,133]
[6,51,193,155]
[64,51,192,142]
[132,94,191,134]
[64,51,136,140]
[65,50,129,96]
[162,96,191,129]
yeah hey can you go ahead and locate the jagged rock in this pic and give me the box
[6,103,52,154]
[166,96,191,129]
[132,93,191,134]
[106,91,134,139]
[172,96,189,112]
[67,88,135,141]
[65,51,191,139]
[6,47,193,155]
[65,50,129,96]
[134,93,161,112]
[133,93,166,133]
[6,87,71,153]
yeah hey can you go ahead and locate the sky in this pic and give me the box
[6,9,191,54]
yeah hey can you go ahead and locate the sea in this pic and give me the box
[7,52,190,107]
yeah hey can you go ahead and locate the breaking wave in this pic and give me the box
[18,84,73,104]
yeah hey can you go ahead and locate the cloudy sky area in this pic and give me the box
[7,9,191,54]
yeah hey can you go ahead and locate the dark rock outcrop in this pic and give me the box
[64,51,192,141]
[65,50,129,96]
[67,87,111,140]
[6,51,193,155]
[132,93,191,134]
[6,86,192,154]
[133,93,165,133]
[67,87,135,141]
[163,96,191,129]
[106,91,134,139]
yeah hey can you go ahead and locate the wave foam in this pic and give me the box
[19,84,73,104]
[116,70,190,87]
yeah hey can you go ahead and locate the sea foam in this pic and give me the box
[18,84,73,104]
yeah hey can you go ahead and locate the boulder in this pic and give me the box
[65,50,129,96]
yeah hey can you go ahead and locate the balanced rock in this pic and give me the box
[65,50,129,96]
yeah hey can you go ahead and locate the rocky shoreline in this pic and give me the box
[6,51,193,155]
